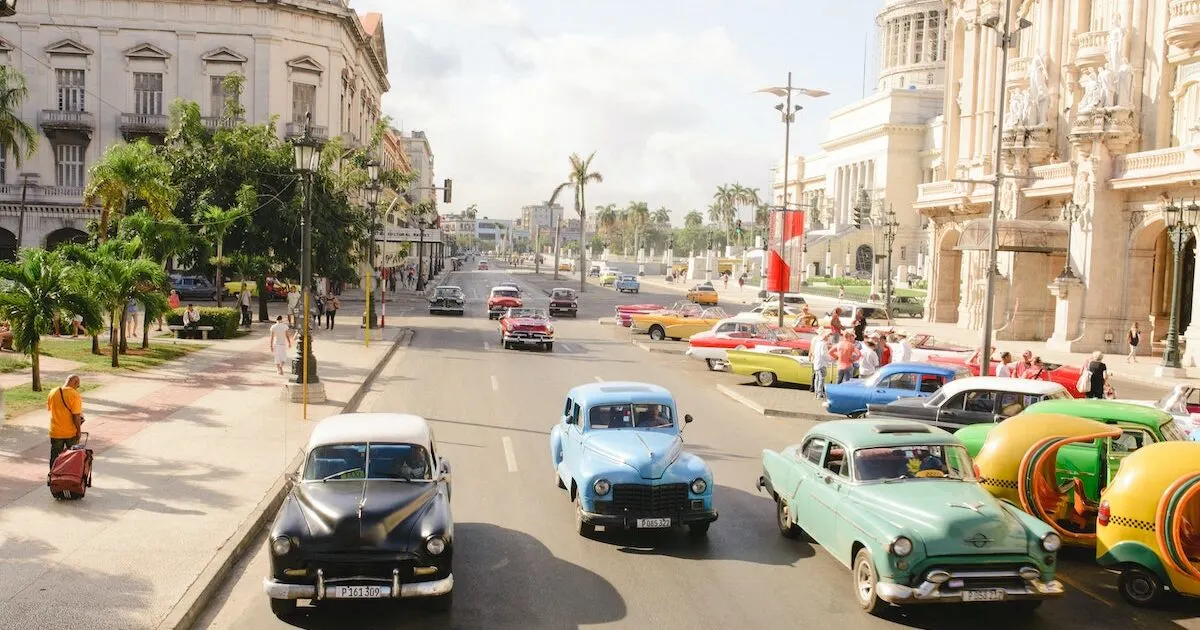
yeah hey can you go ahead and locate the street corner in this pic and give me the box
[716,382,835,421]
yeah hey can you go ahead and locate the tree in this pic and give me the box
[684,210,704,228]
[626,201,650,258]
[712,185,737,244]
[57,244,116,356]
[120,212,201,272]
[653,206,671,225]
[84,139,178,242]
[568,152,603,292]
[463,204,478,219]
[92,239,168,363]
[0,67,38,169]
[199,186,251,307]
[548,182,571,279]
[0,249,101,390]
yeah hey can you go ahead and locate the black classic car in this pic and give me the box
[263,413,454,618]
[548,287,578,317]
[866,376,1071,430]
[428,285,466,315]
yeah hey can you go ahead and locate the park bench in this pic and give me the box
[167,325,216,340]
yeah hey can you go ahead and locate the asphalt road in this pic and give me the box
[195,263,1198,630]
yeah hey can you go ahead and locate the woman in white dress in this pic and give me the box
[269,315,293,375]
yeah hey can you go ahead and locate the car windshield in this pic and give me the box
[1162,420,1191,442]
[433,288,462,298]
[620,275,636,281]
[551,290,575,299]
[493,289,518,298]
[507,308,546,318]
[588,403,674,429]
[853,445,976,482]
[302,443,433,481]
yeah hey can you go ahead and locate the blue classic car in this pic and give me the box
[550,382,717,537]
[614,274,640,293]
[824,363,968,417]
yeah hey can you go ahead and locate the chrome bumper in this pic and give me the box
[503,333,552,343]
[875,572,1064,604]
[263,570,454,600]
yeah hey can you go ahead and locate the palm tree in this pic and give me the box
[93,239,167,364]
[713,185,737,243]
[706,202,723,225]
[626,201,650,259]
[731,184,761,247]
[57,244,116,356]
[120,212,198,271]
[546,182,572,279]
[199,185,250,308]
[684,210,704,228]
[84,139,178,242]
[463,204,478,219]
[0,249,101,390]
[568,152,603,292]
[653,206,671,225]
[0,67,38,169]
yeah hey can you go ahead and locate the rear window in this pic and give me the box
[493,289,518,298]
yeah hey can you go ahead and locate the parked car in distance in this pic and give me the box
[632,307,728,341]
[486,286,522,319]
[600,271,619,286]
[478,260,489,270]
[548,288,578,317]
[614,274,641,293]
[687,319,812,371]
[761,293,807,307]
[428,285,465,316]
[499,307,554,351]
[172,275,218,300]
[588,264,601,277]
[823,363,970,417]
[758,420,1064,614]
[867,377,1071,430]
[889,295,925,318]
[263,413,454,618]
[929,350,1085,398]
[550,382,717,537]
[686,284,719,305]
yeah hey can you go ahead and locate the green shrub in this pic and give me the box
[815,277,870,287]
[912,279,928,290]
[165,307,239,338]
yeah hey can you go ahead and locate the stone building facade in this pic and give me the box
[0,0,387,253]
[915,0,1200,372]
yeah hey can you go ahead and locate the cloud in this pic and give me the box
[392,28,462,80]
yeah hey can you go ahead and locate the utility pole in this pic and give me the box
[553,205,562,280]
[534,224,540,274]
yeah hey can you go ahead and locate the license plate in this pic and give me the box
[330,585,387,599]
[636,518,672,528]
[961,589,1005,602]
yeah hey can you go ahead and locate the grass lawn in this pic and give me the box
[0,354,30,374]
[807,283,927,301]
[5,382,102,420]
[39,339,208,373]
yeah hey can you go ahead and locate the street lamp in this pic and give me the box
[415,204,436,292]
[289,112,325,414]
[1160,199,1200,370]
[881,207,899,319]
[1057,200,1083,280]
[363,163,382,333]
[757,73,829,328]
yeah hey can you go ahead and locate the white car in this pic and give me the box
[686,318,812,371]
[1121,384,1200,438]
[735,303,804,324]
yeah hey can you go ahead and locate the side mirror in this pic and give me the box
[684,414,694,424]
[287,471,300,484]
[563,414,575,425]
[438,458,452,477]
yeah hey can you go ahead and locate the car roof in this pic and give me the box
[434,285,463,291]
[809,419,958,449]
[938,376,1067,397]
[551,287,575,292]
[1024,399,1174,431]
[566,381,676,408]
[878,362,959,377]
[307,413,432,450]
[491,285,518,292]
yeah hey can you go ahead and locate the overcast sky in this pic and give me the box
[350,0,881,225]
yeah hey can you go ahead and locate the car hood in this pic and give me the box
[490,296,521,304]
[506,317,548,327]
[582,431,683,480]
[295,480,438,549]
[850,482,1029,556]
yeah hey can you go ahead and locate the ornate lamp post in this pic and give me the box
[881,207,899,319]
[363,161,382,332]
[1057,200,1083,280]
[289,113,325,414]
[415,204,433,292]
[1160,200,1200,370]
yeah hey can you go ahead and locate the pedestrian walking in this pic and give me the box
[324,295,340,329]
[125,297,139,333]
[165,289,180,331]
[70,314,84,337]
[47,374,85,471]
[996,352,1015,377]
[723,273,729,289]
[738,273,745,291]
[1127,323,1141,363]
[269,316,293,375]
[852,310,867,342]
[286,286,300,328]
[896,333,912,362]
[810,329,831,399]
[838,286,845,300]
[1081,351,1110,399]
[312,295,324,328]
[829,331,861,384]
[239,284,252,327]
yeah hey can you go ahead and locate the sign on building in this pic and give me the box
[374,227,444,243]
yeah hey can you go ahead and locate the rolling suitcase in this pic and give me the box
[49,432,93,500]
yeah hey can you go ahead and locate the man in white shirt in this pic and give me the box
[182,304,202,339]
[809,329,831,399]
[859,340,881,377]
[996,351,1015,377]
[286,286,300,328]
[896,333,913,362]
[239,284,252,328]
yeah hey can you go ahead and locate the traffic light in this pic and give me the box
[442,179,453,204]
[854,204,866,229]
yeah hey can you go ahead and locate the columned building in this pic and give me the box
[0,0,387,252]
[772,0,947,289]
[915,0,1200,371]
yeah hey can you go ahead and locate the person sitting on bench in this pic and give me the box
[182,304,201,338]
[0,321,13,351]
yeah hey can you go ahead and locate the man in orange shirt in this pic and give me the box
[47,374,85,470]
[828,331,862,384]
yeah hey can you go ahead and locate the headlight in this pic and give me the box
[271,536,292,556]
[426,537,446,556]
[889,536,913,557]
[690,478,707,494]
[1041,532,1062,552]
[593,479,611,496]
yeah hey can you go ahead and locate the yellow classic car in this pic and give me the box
[600,271,619,287]
[686,283,719,305]
[632,307,728,341]
[726,348,835,388]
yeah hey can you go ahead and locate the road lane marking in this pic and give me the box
[594,376,604,382]
[1057,573,1117,608]
[490,558,510,571]
[491,375,499,391]
[558,343,571,353]
[501,437,518,472]
[483,341,491,351]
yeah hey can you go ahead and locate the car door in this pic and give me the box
[805,440,849,549]
[938,390,999,429]
[869,371,919,405]
[784,437,824,514]
[560,399,584,479]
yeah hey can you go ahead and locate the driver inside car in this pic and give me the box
[395,449,428,480]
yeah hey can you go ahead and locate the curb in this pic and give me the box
[716,384,831,421]
[162,327,416,630]
[632,339,687,355]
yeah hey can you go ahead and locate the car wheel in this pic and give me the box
[574,493,595,537]
[688,522,710,537]
[705,359,721,371]
[545,342,554,352]
[776,499,801,539]
[270,598,298,619]
[1118,567,1164,607]
[755,371,778,387]
[853,548,885,615]
[649,326,666,341]
[891,309,900,319]
[847,410,866,419]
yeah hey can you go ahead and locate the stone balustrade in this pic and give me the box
[1168,0,1200,50]
[917,180,959,199]
[1113,147,1190,179]
[1031,162,1071,181]
[1074,30,1108,67]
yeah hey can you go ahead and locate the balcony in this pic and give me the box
[284,121,329,142]
[41,186,84,198]
[201,116,243,132]
[1167,0,1200,52]
[38,110,95,139]
[118,113,169,140]
[1073,30,1108,67]
[1111,147,1198,189]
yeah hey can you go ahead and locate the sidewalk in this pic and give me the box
[0,303,411,629]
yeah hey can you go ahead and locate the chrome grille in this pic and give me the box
[610,484,688,514]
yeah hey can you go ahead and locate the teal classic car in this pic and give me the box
[757,420,1064,614]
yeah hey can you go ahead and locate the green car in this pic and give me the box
[889,295,925,319]
[955,399,1190,502]
[758,420,1064,614]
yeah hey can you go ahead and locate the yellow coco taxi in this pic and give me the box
[631,307,728,341]
[972,413,1122,548]
[686,284,719,306]
[1096,441,1200,607]
[726,348,835,388]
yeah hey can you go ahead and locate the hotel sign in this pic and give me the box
[374,227,443,243]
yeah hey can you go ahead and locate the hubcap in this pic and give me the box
[1128,576,1153,600]
[856,560,873,601]
[779,503,788,528]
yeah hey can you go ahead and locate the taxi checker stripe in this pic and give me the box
[1157,473,1200,582]
[1106,514,1155,532]
[979,476,1018,489]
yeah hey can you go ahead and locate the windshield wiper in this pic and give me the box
[321,467,362,482]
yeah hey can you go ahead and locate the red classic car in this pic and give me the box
[614,301,698,327]
[927,349,1084,398]
[498,307,553,351]
[487,286,522,319]
[686,318,814,371]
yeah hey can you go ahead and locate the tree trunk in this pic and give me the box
[111,312,122,367]
[141,318,150,350]
[258,269,269,322]
[119,308,129,354]
[30,341,41,392]
[91,333,100,355]
[578,188,586,293]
